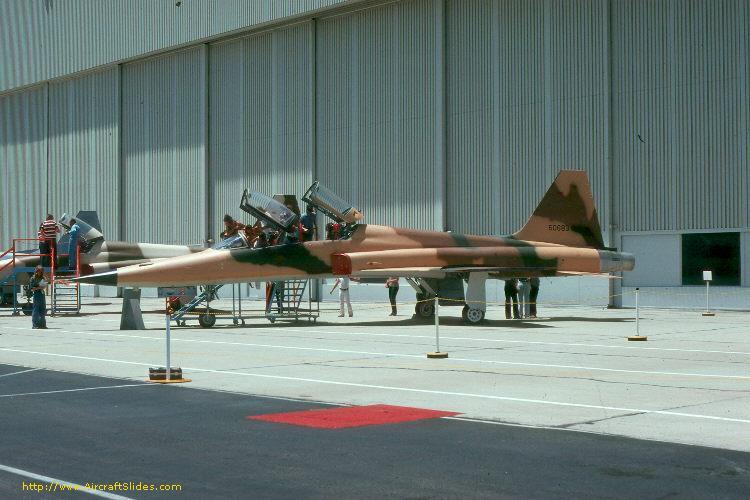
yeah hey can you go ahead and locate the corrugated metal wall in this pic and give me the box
[121,48,207,245]
[1,0,749,256]
[48,68,120,239]
[0,86,48,248]
[1,0,355,94]
[209,22,313,236]
[612,0,750,232]
[446,0,609,235]
[317,0,440,229]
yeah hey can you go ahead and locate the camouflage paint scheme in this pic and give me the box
[77,171,635,288]
[1,238,204,287]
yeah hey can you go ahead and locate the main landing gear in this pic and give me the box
[408,273,488,325]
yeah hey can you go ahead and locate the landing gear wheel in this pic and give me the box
[198,312,216,328]
[462,306,485,324]
[415,300,435,318]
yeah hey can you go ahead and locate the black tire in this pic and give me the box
[461,305,469,321]
[463,307,485,324]
[198,312,216,328]
[415,300,435,318]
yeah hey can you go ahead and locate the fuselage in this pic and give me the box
[79,224,635,288]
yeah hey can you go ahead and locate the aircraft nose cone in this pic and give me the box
[77,270,119,286]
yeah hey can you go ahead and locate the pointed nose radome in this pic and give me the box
[76,270,119,286]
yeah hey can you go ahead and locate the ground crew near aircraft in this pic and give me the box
[66,218,81,272]
[331,276,354,317]
[38,214,59,267]
[29,266,47,329]
[300,205,317,242]
[504,279,520,319]
[386,276,399,316]
[253,231,269,248]
[529,277,540,318]
[518,278,531,318]
[221,214,246,240]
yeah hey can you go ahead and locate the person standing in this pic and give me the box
[300,205,317,242]
[504,279,520,320]
[29,266,47,329]
[331,276,353,317]
[66,218,81,272]
[39,214,59,267]
[518,278,531,318]
[385,276,399,316]
[529,277,540,319]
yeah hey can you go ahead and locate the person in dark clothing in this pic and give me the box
[385,277,399,316]
[504,279,520,319]
[66,218,81,272]
[29,266,47,329]
[529,277,540,318]
[38,214,59,267]
[300,205,317,242]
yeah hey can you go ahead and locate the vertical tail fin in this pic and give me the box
[512,170,605,249]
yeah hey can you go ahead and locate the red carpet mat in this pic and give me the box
[247,404,460,429]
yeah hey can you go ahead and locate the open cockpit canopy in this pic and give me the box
[239,190,299,233]
[302,181,363,224]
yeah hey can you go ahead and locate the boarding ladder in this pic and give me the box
[171,284,224,326]
[265,279,314,322]
[50,246,81,316]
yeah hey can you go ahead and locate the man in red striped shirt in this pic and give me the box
[39,214,59,267]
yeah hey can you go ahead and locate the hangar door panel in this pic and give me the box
[48,68,120,240]
[122,48,206,245]
[316,0,439,230]
[0,87,47,246]
[622,234,680,287]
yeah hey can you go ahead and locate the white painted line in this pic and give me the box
[10,330,749,381]
[0,347,747,425]
[274,327,750,357]
[0,368,41,378]
[0,463,133,499]
[179,366,750,425]
[0,383,154,398]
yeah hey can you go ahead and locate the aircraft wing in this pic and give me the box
[332,247,585,279]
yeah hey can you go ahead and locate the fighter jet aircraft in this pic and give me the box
[76,171,634,324]
[0,211,206,305]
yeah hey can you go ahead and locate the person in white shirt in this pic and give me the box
[331,276,354,317]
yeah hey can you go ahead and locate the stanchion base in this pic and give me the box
[147,378,192,384]
[427,352,449,359]
[627,335,648,341]
[701,312,715,317]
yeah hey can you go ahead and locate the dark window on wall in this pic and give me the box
[681,233,741,286]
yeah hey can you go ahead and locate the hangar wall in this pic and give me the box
[0,0,357,93]
[1,0,749,303]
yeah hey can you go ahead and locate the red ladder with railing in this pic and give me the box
[0,238,51,315]
[50,244,81,315]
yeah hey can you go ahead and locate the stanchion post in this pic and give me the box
[635,287,639,336]
[702,270,715,316]
[166,304,171,381]
[427,296,448,358]
[627,287,647,341]
[434,296,440,353]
